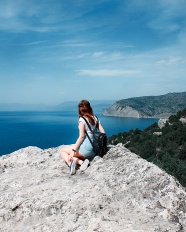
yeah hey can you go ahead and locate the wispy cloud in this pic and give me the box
[93,52,105,57]
[1,0,185,39]
[59,41,97,47]
[31,74,49,81]
[0,0,62,32]
[19,41,47,46]
[129,0,186,31]
[92,52,123,61]
[0,0,111,33]
[77,69,141,77]
[156,56,185,66]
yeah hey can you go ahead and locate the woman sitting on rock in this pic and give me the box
[59,100,106,175]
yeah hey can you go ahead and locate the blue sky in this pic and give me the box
[0,0,186,105]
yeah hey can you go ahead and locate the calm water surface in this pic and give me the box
[0,111,158,156]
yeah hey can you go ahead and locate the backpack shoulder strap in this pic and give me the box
[81,116,99,132]
[80,116,93,133]
[80,116,94,146]
[94,115,99,129]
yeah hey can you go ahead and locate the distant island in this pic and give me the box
[0,100,115,112]
[103,92,186,118]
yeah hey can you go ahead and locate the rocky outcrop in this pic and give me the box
[153,132,162,136]
[180,117,186,124]
[158,119,168,129]
[103,104,145,118]
[0,144,186,232]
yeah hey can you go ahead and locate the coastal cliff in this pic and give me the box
[0,144,186,232]
[103,92,186,118]
[103,104,145,118]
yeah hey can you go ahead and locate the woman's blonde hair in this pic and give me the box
[78,100,95,125]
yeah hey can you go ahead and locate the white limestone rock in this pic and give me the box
[153,132,162,136]
[0,144,186,232]
[180,117,186,124]
[158,119,168,129]
[103,103,145,118]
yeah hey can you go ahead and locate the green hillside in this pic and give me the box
[108,107,186,187]
[113,92,186,117]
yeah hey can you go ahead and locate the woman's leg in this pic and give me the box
[59,145,85,166]
[59,145,72,165]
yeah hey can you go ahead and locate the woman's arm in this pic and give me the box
[68,122,85,161]
[74,121,85,150]
[98,123,105,133]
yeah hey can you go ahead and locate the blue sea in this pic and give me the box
[0,111,159,156]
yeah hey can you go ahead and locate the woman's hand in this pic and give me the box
[68,150,75,163]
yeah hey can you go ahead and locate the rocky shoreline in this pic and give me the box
[0,144,186,231]
[103,105,172,118]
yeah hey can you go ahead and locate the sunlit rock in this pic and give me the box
[0,144,186,232]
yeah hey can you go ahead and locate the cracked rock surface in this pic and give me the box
[0,144,186,232]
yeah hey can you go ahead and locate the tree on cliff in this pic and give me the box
[108,107,186,187]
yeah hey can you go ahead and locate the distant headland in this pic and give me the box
[103,92,186,118]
